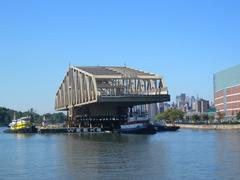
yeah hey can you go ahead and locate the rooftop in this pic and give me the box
[76,66,160,78]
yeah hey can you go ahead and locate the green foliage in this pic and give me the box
[0,107,17,126]
[185,116,190,121]
[0,107,66,126]
[155,109,184,124]
[155,112,166,120]
[191,114,200,122]
[200,114,209,121]
[209,115,215,122]
[43,113,66,124]
[217,112,225,121]
[237,112,240,120]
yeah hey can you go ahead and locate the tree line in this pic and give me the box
[0,107,66,126]
[155,109,240,124]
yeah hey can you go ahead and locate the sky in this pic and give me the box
[0,0,239,114]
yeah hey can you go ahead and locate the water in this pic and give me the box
[0,128,240,180]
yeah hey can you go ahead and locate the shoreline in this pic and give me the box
[177,124,240,130]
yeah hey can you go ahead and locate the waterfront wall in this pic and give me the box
[178,124,240,130]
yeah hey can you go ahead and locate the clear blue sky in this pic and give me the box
[0,0,239,114]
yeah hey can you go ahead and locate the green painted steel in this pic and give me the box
[214,64,240,92]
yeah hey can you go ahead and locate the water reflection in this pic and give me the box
[215,131,240,180]
[1,129,240,180]
[57,134,168,179]
[14,133,35,139]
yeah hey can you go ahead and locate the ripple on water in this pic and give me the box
[0,128,240,180]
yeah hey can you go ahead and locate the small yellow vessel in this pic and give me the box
[8,116,37,133]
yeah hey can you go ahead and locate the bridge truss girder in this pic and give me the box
[55,67,98,111]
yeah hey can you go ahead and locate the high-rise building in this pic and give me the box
[158,103,171,113]
[176,93,187,111]
[175,93,208,113]
[214,64,240,117]
[196,99,209,113]
[187,96,196,111]
[191,96,197,111]
[147,103,159,118]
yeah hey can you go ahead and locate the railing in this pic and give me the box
[97,88,168,96]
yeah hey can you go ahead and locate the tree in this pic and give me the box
[237,112,240,120]
[191,114,200,123]
[0,107,16,126]
[155,109,184,125]
[168,109,184,125]
[185,116,190,121]
[0,106,67,126]
[209,115,215,123]
[43,112,66,124]
[217,112,225,122]
[200,114,209,121]
[155,112,165,121]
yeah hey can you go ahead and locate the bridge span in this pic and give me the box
[55,66,170,129]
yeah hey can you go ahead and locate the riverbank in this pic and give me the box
[178,124,240,130]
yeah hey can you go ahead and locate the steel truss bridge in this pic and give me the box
[55,66,170,129]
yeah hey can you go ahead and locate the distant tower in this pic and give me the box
[197,94,199,101]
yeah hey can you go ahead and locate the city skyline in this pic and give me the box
[0,0,239,114]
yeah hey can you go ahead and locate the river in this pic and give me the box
[0,128,240,180]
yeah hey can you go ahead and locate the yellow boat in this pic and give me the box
[8,117,37,133]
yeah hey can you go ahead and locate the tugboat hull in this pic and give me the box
[119,124,156,134]
[154,125,180,132]
[4,126,37,134]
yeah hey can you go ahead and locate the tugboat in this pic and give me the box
[154,121,180,132]
[119,121,156,134]
[118,116,156,134]
[5,116,37,133]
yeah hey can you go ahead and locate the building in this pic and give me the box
[175,94,198,112]
[196,99,209,113]
[188,96,197,111]
[147,103,159,118]
[214,64,240,118]
[176,93,187,111]
[158,103,170,113]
